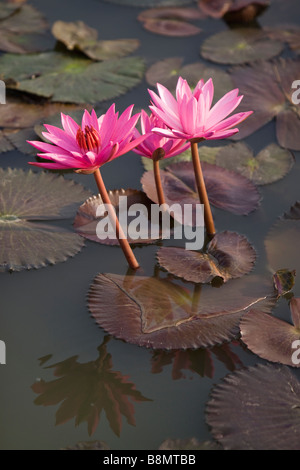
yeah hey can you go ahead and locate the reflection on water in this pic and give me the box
[151,342,243,380]
[31,336,152,436]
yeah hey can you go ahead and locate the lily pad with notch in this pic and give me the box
[240,298,300,367]
[0,168,91,272]
[157,231,256,284]
[206,363,300,449]
[0,52,145,104]
[88,272,276,349]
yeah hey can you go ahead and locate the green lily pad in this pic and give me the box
[201,28,283,65]
[0,4,53,53]
[240,298,300,367]
[230,58,300,150]
[32,337,151,437]
[0,168,91,272]
[0,52,145,104]
[52,20,140,61]
[265,202,300,276]
[206,364,300,449]
[146,57,234,102]
[157,231,256,284]
[88,272,276,349]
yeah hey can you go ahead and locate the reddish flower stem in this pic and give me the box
[153,159,166,206]
[190,141,216,236]
[93,168,140,270]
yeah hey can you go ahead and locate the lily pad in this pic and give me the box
[198,0,270,22]
[141,161,260,224]
[0,129,16,152]
[201,28,283,65]
[265,202,300,275]
[74,190,164,245]
[273,269,296,296]
[138,8,203,37]
[206,363,300,449]
[0,52,145,104]
[240,298,300,367]
[0,4,53,53]
[230,58,300,150]
[146,57,234,103]
[52,20,140,61]
[88,272,276,349]
[141,145,219,171]
[32,337,151,437]
[157,231,256,283]
[0,168,91,272]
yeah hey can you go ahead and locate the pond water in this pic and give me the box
[0,0,300,450]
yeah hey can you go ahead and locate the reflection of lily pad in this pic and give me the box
[138,8,203,37]
[201,29,283,65]
[240,298,300,367]
[0,52,145,104]
[157,231,256,283]
[52,20,140,61]
[0,4,53,53]
[146,57,234,102]
[74,190,164,245]
[88,272,275,349]
[265,202,300,275]
[141,161,260,223]
[206,364,300,449]
[0,168,91,272]
[230,58,300,150]
[32,337,151,437]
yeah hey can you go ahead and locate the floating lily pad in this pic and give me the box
[141,161,260,224]
[273,269,296,296]
[146,57,234,102]
[88,272,276,349]
[230,58,300,150]
[0,52,145,104]
[74,190,164,245]
[138,8,203,37]
[32,337,151,436]
[0,168,91,272]
[157,232,256,283]
[0,4,53,53]
[240,298,300,367]
[206,363,300,449]
[159,438,221,450]
[201,29,283,65]
[198,0,270,22]
[264,25,300,54]
[265,202,300,275]
[0,2,20,20]
[52,20,140,61]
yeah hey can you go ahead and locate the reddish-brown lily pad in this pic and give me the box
[157,231,256,284]
[52,20,140,61]
[206,363,300,449]
[88,272,276,349]
[201,28,283,65]
[231,58,300,150]
[74,190,164,245]
[141,161,260,224]
[138,8,203,37]
[265,202,300,276]
[240,298,300,367]
[0,168,91,272]
[32,337,151,437]
[146,57,234,103]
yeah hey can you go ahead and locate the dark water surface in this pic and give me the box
[0,0,300,450]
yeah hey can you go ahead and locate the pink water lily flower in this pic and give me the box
[148,77,253,141]
[28,104,148,172]
[132,110,190,160]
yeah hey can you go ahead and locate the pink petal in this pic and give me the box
[205,128,239,140]
[157,83,179,115]
[61,113,80,138]
[176,77,192,102]
[43,124,78,153]
[206,89,241,129]
[150,105,182,132]
[208,111,253,133]
[151,126,177,138]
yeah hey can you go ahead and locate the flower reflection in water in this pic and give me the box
[31,336,152,436]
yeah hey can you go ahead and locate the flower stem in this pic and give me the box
[93,168,140,270]
[190,141,216,236]
[153,159,166,206]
